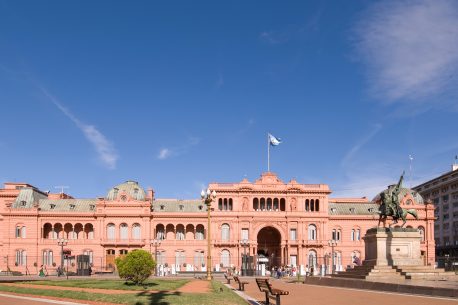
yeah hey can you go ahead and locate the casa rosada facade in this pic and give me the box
[0,172,435,275]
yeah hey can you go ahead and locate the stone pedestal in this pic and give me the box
[363,227,422,266]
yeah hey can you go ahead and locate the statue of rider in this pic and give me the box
[390,171,404,219]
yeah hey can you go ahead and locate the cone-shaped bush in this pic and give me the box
[115,249,156,285]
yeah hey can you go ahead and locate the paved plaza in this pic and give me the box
[227,278,458,305]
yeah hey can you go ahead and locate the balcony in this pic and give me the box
[40,238,99,245]
[302,239,324,247]
[213,239,239,246]
[100,238,146,246]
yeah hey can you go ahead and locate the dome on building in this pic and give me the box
[372,186,424,205]
[106,180,146,201]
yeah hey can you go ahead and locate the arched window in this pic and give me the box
[43,223,52,239]
[74,223,83,239]
[305,199,310,211]
[15,250,26,266]
[229,199,233,211]
[418,226,425,242]
[253,198,259,210]
[107,223,115,240]
[315,199,320,211]
[15,225,26,238]
[311,199,315,212]
[267,198,272,210]
[308,224,317,241]
[280,198,286,211]
[221,224,230,241]
[308,250,317,272]
[84,224,94,239]
[221,249,230,267]
[120,223,128,240]
[332,228,341,241]
[176,224,185,240]
[356,229,361,241]
[273,198,279,210]
[351,229,355,241]
[196,225,205,240]
[260,198,266,210]
[218,198,223,211]
[42,250,53,266]
[175,250,186,266]
[157,250,166,265]
[223,198,228,211]
[132,223,141,240]
[156,224,165,240]
[194,250,204,267]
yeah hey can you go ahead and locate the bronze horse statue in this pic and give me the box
[376,172,418,228]
[377,201,418,228]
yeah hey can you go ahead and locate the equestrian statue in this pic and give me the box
[376,171,418,228]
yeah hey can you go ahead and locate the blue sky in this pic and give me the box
[1,0,458,200]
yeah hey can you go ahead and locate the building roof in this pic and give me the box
[39,199,97,212]
[153,199,204,213]
[12,187,48,209]
[106,180,146,201]
[328,202,379,215]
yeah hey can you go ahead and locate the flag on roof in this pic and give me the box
[268,133,282,146]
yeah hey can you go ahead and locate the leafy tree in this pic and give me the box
[115,249,156,285]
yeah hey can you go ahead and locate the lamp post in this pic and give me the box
[328,240,337,274]
[240,239,249,276]
[151,239,161,276]
[201,188,216,281]
[58,238,68,270]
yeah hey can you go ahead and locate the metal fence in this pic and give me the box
[436,256,458,272]
[2,253,348,277]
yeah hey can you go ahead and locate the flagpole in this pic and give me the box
[267,133,270,172]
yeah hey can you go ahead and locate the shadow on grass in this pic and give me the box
[124,281,159,289]
[134,290,182,305]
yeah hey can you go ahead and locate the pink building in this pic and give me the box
[0,172,435,276]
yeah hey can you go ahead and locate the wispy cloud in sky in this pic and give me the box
[355,0,458,104]
[39,87,118,169]
[341,124,382,167]
[156,136,200,160]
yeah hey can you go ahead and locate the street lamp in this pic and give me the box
[240,239,250,276]
[328,240,337,275]
[151,239,161,276]
[57,238,68,275]
[201,188,216,281]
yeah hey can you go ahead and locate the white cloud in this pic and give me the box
[355,0,458,103]
[341,124,382,167]
[158,148,171,160]
[39,87,118,169]
[156,136,200,160]
[259,31,291,45]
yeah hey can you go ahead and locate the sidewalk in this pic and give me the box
[227,277,458,305]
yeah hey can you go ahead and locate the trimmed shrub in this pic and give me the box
[115,249,156,285]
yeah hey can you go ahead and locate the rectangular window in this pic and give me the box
[15,227,21,238]
[241,229,249,240]
[290,229,297,241]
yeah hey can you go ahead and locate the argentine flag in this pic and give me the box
[268,133,282,146]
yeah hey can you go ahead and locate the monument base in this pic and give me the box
[363,227,422,266]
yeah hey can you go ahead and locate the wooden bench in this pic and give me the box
[255,278,289,305]
[233,275,249,291]
[224,273,233,284]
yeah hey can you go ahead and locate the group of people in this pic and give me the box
[271,265,304,278]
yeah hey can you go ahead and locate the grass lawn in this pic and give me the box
[29,278,188,291]
[0,280,247,305]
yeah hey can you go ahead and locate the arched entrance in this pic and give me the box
[257,226,281,270]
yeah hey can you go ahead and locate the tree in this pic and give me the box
[115,249,156,285]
